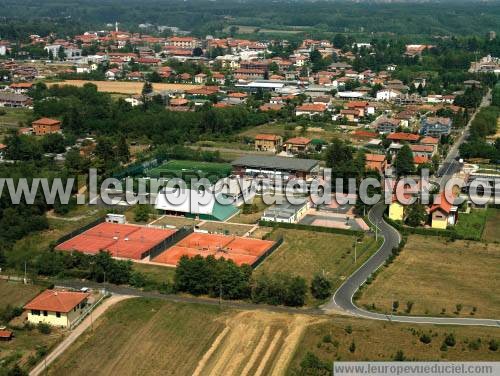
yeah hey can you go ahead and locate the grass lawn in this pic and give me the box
[257,228,381,305]
[289,316,500,372]
[0,281,42,310]
[146,160,232,182]
[131,263,176,285]
[357,235,500,318]
[47,298,229,376]
[482,208,500,242]
[199,221,254,236]
[454,208,488,240]
[228,196,268,224]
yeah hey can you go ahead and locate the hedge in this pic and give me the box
[258,220,365,237]
[383,216,480,241]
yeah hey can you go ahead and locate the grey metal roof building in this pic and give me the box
[231,155,319,173]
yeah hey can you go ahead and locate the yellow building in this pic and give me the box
[24,289,90,328]
[388,201,405,221]
[430,192,457,229]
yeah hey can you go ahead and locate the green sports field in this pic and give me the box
[146,160,232,183]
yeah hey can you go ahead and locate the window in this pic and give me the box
[32,310,40,316]
[56,312,61,318]
[43,311,48,316]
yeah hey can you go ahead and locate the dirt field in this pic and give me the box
[47,80,199,95]
[0,280,42,309]
[358,235,500,318]
[199,221,254,236]
[47,298,314,376]
[289,316,500,373]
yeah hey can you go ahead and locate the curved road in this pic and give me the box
[323,203,500,327]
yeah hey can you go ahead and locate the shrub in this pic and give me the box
[322,334,332,344]
[405,301,414,314]
[349,341,356,353]
[420,333,432,344]
[37,322,52,334]
[488,339,498,351]
[310,274,332,300]
[444,333,456,347]
[455,304,462,314]
[393,350,406,361]
[345,325,352,334]
[392,301,399,312]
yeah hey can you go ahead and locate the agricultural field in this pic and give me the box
[357,235,500,318]
[257,228,380,304]
[289,316,500,373]
[482,208,500,242]
[146,159,232,182]
[199,221,254,236]
[47,80,199,95]
[46,298,311,376]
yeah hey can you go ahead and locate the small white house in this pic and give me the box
[376,89,401,101]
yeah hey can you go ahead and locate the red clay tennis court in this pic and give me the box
[152,232,276,266]
[56,222,177,260]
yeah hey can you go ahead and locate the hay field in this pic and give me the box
[47,298,312,376]
[358,235,500,318]
[47,80,199,95]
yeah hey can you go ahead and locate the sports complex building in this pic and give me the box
[55,221,278,267]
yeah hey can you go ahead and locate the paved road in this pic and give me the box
[323,204,500,327]
[437,90,492,187]
[30,295,132,376]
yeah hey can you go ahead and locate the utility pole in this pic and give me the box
[24,261,27,284]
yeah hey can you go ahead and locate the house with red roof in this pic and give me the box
[283,137,312,155]
[429,192,457,229]
[386,132,420,144]
[32,118,61,136]
[295,103,327,117]
[365,153,387,173]
[24,289,90,328]
[255,134,283,153]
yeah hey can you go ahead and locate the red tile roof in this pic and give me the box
[24,290,89,313]
[413,156,429,165]
[410,144,434,153]
[285,137,311,145]
[366,153,386,162]
[0,330,13,339]
[296,103,327,112]
[386,132,419,142]
[32,118,61,126]
[429,191,454,214]
[420,136,439,145]
[255,133,281,141]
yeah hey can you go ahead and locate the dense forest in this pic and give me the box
[1,0,500,40]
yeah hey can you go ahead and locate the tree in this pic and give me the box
[192,47,203,57]
[310,274,332,300]
[142,81,153,95]
[116,135,130,163]
[133,204,151,223]
[405,203,427,227]
[393,144,415,176]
